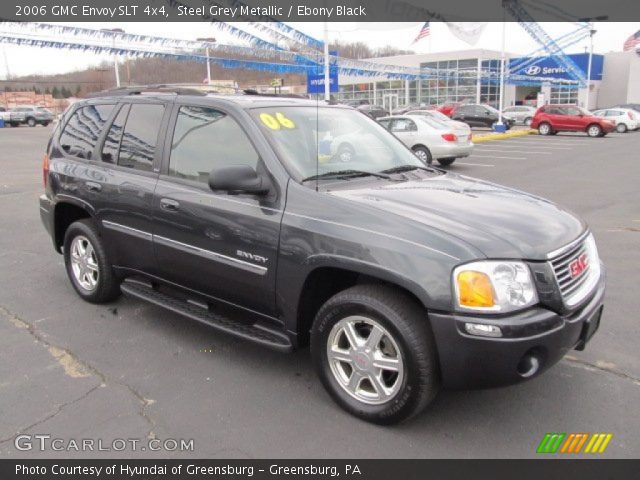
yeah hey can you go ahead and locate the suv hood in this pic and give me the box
[329,173,585,260]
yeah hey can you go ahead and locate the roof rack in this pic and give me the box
[86,84,213,98]
[242,89,309,99]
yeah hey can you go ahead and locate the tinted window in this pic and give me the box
[101,104,129,164]
[168,106,259,184]
[59,104,115,160]
[455,105,471,114]
[565,107,581,116]
[118,104,165,171]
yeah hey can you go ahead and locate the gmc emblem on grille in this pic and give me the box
[569,253,588,278]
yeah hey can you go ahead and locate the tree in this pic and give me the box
[52,86,60,98]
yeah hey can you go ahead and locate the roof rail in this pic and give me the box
[86,84,212,98]
[242,89,309,99]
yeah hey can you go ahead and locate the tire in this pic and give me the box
[616,123,627,133]
[63,219,121,304]
[587,124,602,137]
[524,117,532,127]
[311,284,439,425]
[538,122,552,135]
[10,122,19,127]
[42,122,50,127]
[27,117,36,127]
[412,145,432,165]
[336,143,355,163]
[437,158,455,167]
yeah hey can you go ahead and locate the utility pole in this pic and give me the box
[323,22,330,102]
[197,37,216,85]
[585,25,596,110]
[101,28,124,88]
[497,20,506,129]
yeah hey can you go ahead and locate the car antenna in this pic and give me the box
[316,95,320,192]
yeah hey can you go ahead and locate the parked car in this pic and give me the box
[0,106,10,123]
[406,109,472,137]
[378,115,473,166]
[451,104,516,129]
[611,103,640,114]
[435,101,463,117]
[9,105,54,127]
[356,104,388,119]
[40,87,605,424]
[592,108,638,133]
[391,103,423,115]
[531,105,616,137]
[503,105,537,126]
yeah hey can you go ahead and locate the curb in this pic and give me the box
[472,129,537,143]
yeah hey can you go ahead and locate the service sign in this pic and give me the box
[509,53,604,81]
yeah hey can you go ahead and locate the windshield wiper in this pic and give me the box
[302,170,391,182]
[380,165,433,174]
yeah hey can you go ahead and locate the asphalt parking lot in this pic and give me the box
[1,125,639,459]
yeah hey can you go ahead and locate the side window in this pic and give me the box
[391,119,416,132]
[101,104,129,164]
[168,106,260,184]
[118,103,165,171]
[378,119,391,130]
[565,107,581,116]
[59,104,115,160]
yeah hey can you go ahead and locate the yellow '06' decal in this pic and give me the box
[259,112,296,130]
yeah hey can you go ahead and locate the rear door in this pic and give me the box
[152,103,284,315]
[96,100,170,273]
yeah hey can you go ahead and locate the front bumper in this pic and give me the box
[429,271,605,389]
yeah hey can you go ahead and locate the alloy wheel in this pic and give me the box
[70,235,99,291]
[326,316,404,405]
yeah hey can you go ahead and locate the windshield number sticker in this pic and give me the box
[260,112,296,130]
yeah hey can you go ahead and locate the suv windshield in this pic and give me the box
[250,106,425,181]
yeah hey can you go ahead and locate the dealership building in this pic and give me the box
[336,49,640,111]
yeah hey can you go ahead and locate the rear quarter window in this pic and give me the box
[59,104,115,160]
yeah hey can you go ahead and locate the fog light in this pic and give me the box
[464,323,502,338]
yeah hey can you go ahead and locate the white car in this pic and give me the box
[405,110,472,136]
[0,107,10,123]
[378,115,474,167]
[503,105,537,126]
[592,108,639,133]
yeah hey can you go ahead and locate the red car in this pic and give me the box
[436,101,463,118]
[531,104,616,137]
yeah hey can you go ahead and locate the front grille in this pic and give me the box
[550,240,590,299]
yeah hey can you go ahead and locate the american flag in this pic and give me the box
[412,22,431,44]
[623,29,640,52]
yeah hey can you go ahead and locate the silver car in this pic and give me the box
[503,105,537,126]
[378,115,474,167]
[405,110,472,136]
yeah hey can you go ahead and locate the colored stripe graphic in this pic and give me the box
[538,433,613,454]
[537,433,566,453]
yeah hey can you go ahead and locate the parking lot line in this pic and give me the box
[473,148,551,154]
[456,162,495,167]
[469,154,527,160]
[475,144,570,150]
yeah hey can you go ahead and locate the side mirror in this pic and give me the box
[208,165,269,195]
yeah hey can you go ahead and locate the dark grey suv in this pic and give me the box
[40,87,605,424]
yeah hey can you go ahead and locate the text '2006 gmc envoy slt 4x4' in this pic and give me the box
[39,86,605,424]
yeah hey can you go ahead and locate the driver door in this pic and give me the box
[152,103,283,315]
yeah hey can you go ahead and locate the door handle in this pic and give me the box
[85,181,102,193]
[160,198,180,212]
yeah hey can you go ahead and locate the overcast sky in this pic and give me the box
[1,22,639,78]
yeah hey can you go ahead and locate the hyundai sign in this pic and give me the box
[509,53,603,83]
[307,51,339,94]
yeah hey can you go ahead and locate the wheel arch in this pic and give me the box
[53,200,95,252]
[294,255,432,346]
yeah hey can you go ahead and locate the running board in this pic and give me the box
[120,279,293,352]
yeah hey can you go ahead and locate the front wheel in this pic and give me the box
[311,284,440,425]
[64,219,121,304]
[26,117,36,127]
[587,124,602,137]
[412,145,432,165]
[437,158,455,167]
[538,122,552,135]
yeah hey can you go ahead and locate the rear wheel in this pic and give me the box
[538,122,552,135]
[437,158,455,167]
[412,145,432,165]
[524,117,532,127]
[26,117,36,127]
[63,219,121,304]
[311,284,440,425]
[587,124,602,137]
[616,123,628,133]
[42,121,50,127]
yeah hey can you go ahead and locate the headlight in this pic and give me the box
[453,261,538,313]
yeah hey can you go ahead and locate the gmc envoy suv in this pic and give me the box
[40,86,605,424]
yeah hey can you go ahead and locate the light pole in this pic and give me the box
[323,22,330,102]
[101,28,124,88]
[585,25,596,110]
[197,37,216,84]
[497,20,506,130]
